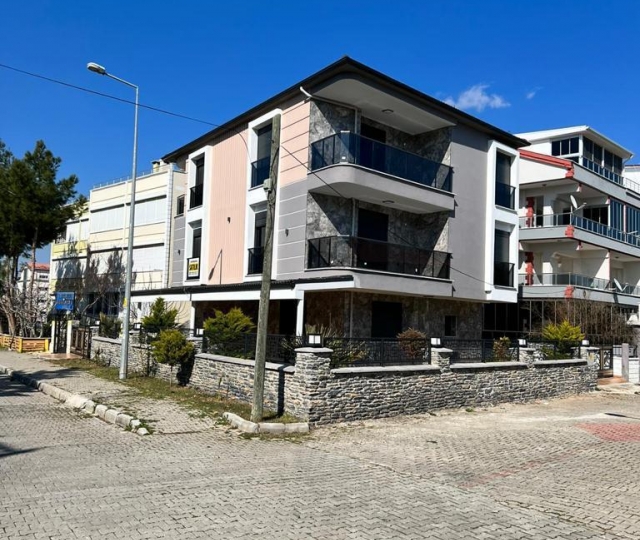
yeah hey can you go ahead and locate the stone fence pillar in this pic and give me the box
[518,347,536,367]
[289,347,333,423]
[581,346,601,365]
[430,348,453,372]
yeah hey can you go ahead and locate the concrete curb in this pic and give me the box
[0,364,149,436]
[223,412,309,435]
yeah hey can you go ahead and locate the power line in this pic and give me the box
[0,62,219,127]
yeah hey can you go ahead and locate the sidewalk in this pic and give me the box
[0,350,220,434]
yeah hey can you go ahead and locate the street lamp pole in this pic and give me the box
[87,62,139,380]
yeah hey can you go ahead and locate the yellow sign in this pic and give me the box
[187,257,200,279]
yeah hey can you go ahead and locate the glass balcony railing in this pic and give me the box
[247,246,264,275]
[250,156,270,189]
[495,182,516,209]
[493,262,514,287]
[519,272,640,297]
[307,235,451,279]
[189,183,204,209]
[310,132,453,192]
[519,213,640,249]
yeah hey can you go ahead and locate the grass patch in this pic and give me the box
[47,357,296,423]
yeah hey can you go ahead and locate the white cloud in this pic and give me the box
[526,87,542,100]
[444,84,510,112]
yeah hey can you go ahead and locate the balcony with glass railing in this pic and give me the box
[307,235,451,280]
[519,213,640,250]
[310,132,453,192]
[519,272,640,297]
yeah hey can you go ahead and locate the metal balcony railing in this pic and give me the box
[495,182,516,209]
[519,213,640,249]
[519,272,640,297]
[307,235,451,279]
[247,246,264,275]
[310,131,453,192]
[250,156,270,188]
[493,261,514,287]
[189,183,204,209]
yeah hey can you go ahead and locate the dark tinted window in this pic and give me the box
[496,152,511,185]
[176,195,185,216]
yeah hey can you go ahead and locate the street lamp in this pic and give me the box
[87,61,139,380]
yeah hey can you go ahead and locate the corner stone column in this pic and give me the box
[431,348,453,372]
[518,347,536,367]
[290,347,333,423]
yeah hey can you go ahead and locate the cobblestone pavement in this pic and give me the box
[306,394,640,540]
[1,351,639,539]
[0,351,218,434]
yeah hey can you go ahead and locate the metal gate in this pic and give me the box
[53,316,67,354]
[595,345,614,378]
[70,325,92,358]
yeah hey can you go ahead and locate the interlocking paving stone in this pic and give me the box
[2,350,639,538]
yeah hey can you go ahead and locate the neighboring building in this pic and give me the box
[132,57,527,339]
[50,161,187,320]
[485,126,637,338]
[17,262,51,322]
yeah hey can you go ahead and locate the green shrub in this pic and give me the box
[541,320,584,358]
[142,298,178,341]
[203,308,255,356]
[151,329,194,387]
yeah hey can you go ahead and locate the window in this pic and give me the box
[495,152,514,208]
[254,210,267,248]
[132,245,165,272]
[176,195,185,216]
[584,138,602,164]
[444,316,457,337]
[190,156,205,209]
[251,124,273,188]
[493,229,513,287]
[192,226,202,258]
[134,198,165,226]
[610,200,623,230]
[583,206,608,225]
[90,206,125,233]
[551,137,579,156]
[194,156,205,186]
[627,206,640,234]
[495,152,511,185]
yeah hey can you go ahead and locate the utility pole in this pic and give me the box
[251,114,281,422]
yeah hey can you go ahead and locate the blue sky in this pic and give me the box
[2,0,639,261]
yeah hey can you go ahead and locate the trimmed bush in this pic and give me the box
[151,329,194,386]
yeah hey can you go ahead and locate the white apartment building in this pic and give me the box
[483,126,638,338]
[50,161,187,319]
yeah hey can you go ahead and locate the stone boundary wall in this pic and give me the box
[189,354,295,415]
[297,348,597,424]
[90,335,203,385]
[90,337,598,425]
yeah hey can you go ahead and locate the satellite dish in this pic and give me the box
[613,278,623,292]
[570,195,578,210]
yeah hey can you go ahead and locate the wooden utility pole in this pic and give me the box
[251,114,281,422]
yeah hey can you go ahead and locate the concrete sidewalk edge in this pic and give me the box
[0,363,149,436]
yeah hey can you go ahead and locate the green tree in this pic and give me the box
[0,139,85,336]
[141,297,178,337]
[151,329,194,387]
[203,308,255,356]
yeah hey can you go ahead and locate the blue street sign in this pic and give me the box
[54,292,75,312]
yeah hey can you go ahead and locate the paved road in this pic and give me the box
[2,370,639,539]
